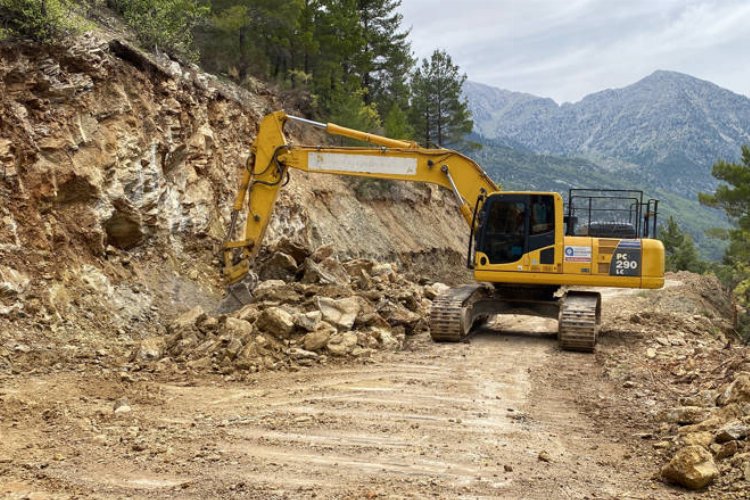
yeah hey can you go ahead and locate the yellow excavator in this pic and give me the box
[222,111,665,351]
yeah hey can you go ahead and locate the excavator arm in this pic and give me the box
[223,111,499,285]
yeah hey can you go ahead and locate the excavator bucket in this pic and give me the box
[216,271,258,314]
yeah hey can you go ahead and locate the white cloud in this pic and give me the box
[399,0,750,102]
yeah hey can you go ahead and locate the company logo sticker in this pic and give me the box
[564,245,592,263]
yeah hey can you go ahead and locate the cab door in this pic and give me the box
[475,194,529,269]
[474,193,559,271]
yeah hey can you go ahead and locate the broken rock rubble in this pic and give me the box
[133,246,450,373]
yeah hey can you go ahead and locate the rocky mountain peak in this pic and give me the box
[465,70,750,196]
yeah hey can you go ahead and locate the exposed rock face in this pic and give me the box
[5,39,479,383]
[0,33,472,373]
[661,445,719,490]
[0,37,266,258]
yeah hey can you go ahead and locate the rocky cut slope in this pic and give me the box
[0,34,468,372]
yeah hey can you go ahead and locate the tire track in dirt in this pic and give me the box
[2,311,668,498]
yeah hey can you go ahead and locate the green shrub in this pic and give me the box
[107,0,208,61]
[0,0,83,41]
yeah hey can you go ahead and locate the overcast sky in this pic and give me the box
[398,0,750,103]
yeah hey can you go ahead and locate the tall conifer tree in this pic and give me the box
[409,49,473,148]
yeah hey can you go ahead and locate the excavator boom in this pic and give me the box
[223,111,498,285]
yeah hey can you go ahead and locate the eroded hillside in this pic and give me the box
[0,34,467,372]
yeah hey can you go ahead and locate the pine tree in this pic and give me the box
[383,103,413,140]
[355,0,413,113]
[409,49,473,148]
[203,0,302,80]
[698,146,750,337]
[293,0,320,77]
[699,145,750,267]
[328,84,381,141]
[659,216,706,273]
[312,0,365,109]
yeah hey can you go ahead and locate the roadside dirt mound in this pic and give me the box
[591,272,750,495]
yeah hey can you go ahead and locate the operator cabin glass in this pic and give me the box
[477,194,556,265]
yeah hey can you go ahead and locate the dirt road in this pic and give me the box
[1,293,683,499]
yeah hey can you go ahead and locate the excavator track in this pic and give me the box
[429,284,490,342]
[558,292,601,352]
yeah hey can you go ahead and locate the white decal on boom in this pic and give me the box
[308,152,417,176]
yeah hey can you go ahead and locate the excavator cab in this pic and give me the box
[454,188,664,351]
[474,193,557,266]
[471,189,662,287]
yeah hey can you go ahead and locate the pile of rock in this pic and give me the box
[658,369,750,490]
[132,244,449,374]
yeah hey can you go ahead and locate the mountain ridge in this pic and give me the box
[464,72,750,192]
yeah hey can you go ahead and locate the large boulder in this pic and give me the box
[661,445,719,490]
[303,323,336,351]
[343,258,376,278]
[223,317,254,340]
[326,332,358,357]
[131,337,165,362]
[680,431,713,448]
[379,301,422,332]
[236,304,261,323]
[370,327,402,351]
[714,421,750,443]
[290,347,319,363]
[253,280,301,304]
[302,257,351,285]
[169,306,206,334]
[294,311,322,332]
[315,296,361,330]
[660,406,712,425]
[718,372,750,406]
[423,282,450,300]
[273,237,311,264]
[257,252,298,281]
[255,307,295,338]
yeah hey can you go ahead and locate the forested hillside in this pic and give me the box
[0,0,475,148]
